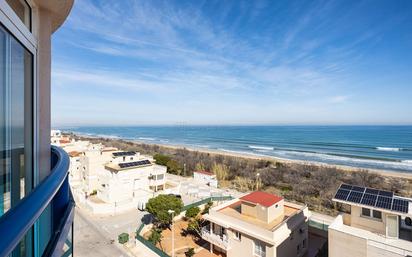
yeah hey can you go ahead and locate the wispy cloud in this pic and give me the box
[51,0,412,125]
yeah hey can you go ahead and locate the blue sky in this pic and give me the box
[51,0,412,126]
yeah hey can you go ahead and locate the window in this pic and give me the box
[254,240,266,257]
[373,210,382,219]
[1,24,33,216]
[297,244,300,254]
[5,0,31,30]
[157,174,164,180]
[362,208,381,220]
[234,231,241,241]
[303,239,307,249]
[362,208,370,216]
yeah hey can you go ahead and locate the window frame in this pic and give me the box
[253,240,266,257]
[234,231,241,241]
[361,207,382,221]
[0,2,38,256]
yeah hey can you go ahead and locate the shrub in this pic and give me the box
[202,201,213,214]
[185,248,195,257]
[148,228,162,246]
[185,206,200,219]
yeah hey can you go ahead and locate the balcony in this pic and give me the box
[201,226,230,250]
[0,146,74,257]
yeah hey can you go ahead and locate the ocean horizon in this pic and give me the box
[61,125,412,173]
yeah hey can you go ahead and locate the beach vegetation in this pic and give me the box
[212,163,229,181]
[78,136,412,215]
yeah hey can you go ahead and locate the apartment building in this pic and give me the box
[0,0,73,256]
[97,151,167,204]
[329,183,412,257]
[201,191,310,257]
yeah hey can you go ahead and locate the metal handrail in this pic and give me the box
[0,146,70,257]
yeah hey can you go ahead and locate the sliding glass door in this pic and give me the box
[0,24,33,256]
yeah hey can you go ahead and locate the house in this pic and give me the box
[201,191,310,257]
[329,183,412,257]
[97,151,167,205]
[193,170,218,188]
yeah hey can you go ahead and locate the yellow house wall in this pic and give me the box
[329,228,367,257]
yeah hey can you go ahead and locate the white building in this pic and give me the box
[329,183,412,257]
[97,151,167,207]
[193,170,218,188]
[50,129,72,147]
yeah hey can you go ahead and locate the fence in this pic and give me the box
[182,195,233,211]
[135,223,170,257]
[308,219,329,231]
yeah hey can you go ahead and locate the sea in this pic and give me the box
[62,126,412,173]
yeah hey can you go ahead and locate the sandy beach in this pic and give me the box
[128,140,412,179]
[74,133,412,179]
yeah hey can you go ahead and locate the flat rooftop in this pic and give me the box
[217,200,300,231]
[105,159,152,172]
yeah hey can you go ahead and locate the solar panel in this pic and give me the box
[348,191,363,203]
[334,183,411,214]
[361,193,377,206]
[376,196,393,210]
[379,190,393,198]
[334,189,350,201]
[113,151,136,157]
[340,184,352,190]
[352,186,366,193]
[392,198,409,213]
[118,159,151,169]
[365,188,379,195]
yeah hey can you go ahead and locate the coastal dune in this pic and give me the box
[72,133,412,215]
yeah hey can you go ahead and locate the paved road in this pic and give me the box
[74,207,129,257]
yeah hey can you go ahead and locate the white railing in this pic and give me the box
[201,227,230,250]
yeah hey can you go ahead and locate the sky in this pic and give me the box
[51,0,412,126]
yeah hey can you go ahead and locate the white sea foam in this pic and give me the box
[248,145,274,151]
[376,147,401,152]
[98,134,120,139]
[272,150,412,171]
[138,137,156,141]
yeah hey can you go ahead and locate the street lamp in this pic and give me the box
[256,173,260,191]
[168,209,175,257]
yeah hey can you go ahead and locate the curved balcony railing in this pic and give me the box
[0,146,74,257]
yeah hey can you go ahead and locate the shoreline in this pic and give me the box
[71,132,412,179]
[131,139,412,179]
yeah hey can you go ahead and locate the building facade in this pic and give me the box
[193,170,218,188]
[202,191,310,257]
[98,151,167,205]
[329,183,412,257]
[0,0,73,256]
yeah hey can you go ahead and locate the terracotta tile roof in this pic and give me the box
[194,170,214,176]
[68,151,81,157]
[240,191,283,207]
